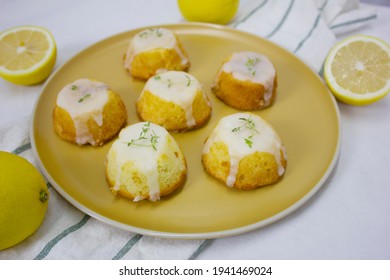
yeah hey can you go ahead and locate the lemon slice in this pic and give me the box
[324,35,390,106]
[0,26,56,85]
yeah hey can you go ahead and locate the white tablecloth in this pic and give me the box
[1,0,389,259]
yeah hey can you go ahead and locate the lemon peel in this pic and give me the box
[178,0,239,25]
[324,35,390,106]
[0,25,57,85]
[0,151,49,250]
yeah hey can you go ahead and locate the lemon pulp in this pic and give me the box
[0,26,56,85]
[324,35,390,105]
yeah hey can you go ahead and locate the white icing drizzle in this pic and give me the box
[124,27,188,70]
[110,122,169,201]
[140,71,208,128]
[219,51,276,106]
[56,79,109,145]
[203,113,286,187]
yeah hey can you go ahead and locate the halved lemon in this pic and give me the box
[0,26,57,85]
[324,35,390,106]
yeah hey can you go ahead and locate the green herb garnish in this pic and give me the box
[167,78,172,88]
[232,116,259,148]
[139,28,163,38]
[245,57,261,76]
[78,93,91,103]
[125,122,160,151]
[185,75,192,87]
[71,85,78,90]
[153,75,173,88]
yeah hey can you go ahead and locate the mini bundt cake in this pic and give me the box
[106,122,187,202]
[124,27,190,80]
[136,71,212,132]
[212,51,277,110]
[202,113,287,190]
[53,78,127,146]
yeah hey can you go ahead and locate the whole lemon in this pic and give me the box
[0,151,49,251]
[178,0,239,25]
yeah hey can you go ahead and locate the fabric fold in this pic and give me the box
[0,118,207,260]
[233,0,377,72]
[0,0,378,260]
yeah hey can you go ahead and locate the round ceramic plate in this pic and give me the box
[31,23,340,239]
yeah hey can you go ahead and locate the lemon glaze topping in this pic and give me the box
[141,71,209,128]
[110,122,169,201]
[56,79,109,145]
[124,27,189,70]
[220,51,276,106]
[203,113,286,187]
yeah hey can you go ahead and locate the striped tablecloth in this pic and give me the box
[0,0,377,260]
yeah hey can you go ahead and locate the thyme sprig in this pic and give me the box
[153,74,193,88]
[125,122,159,151]
[71,84,91,103]
[154,75,172,87]
[185,75,192,86]
[231,116,259,148]
[78,93,91,103]
[245,57,261,76]
[139,27,163,38]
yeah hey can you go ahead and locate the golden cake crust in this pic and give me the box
[202,141,287,190]
[125,33,190,80]
[129,47,190,80]
[106,128,187,201]
[136,89,211,132]
[53,89,127,146]
[202,113,287,190]
[212,71,278,110]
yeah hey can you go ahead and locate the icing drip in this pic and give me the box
[110,122,169,201]
[220,51,276,106]
[141,71,207,128]
[203,113,286,187]
[124,27,188,70]
[56,79,109,145]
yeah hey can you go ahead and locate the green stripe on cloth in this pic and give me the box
[319,0,329,11]
[232,0,268,28]
[188,239,212,260]
[11,142,31,155]
[34,214,90,260]
[112,234,143,260]
[266,0,295,38]
[330,15,377,29]
[293,13,321,53]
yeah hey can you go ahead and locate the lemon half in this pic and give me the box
[0,26,57,85]
[324,35,390,106]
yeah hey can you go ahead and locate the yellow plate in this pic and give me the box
[31,23,340,239]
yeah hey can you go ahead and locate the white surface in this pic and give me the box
[1,0,389,259]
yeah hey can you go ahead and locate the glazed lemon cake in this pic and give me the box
[136,71,212,132]
[53,78,127,146]
[202,113,287,190]
[212,51,277,110]
[106,122,187,202]
[124,27,190,80]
